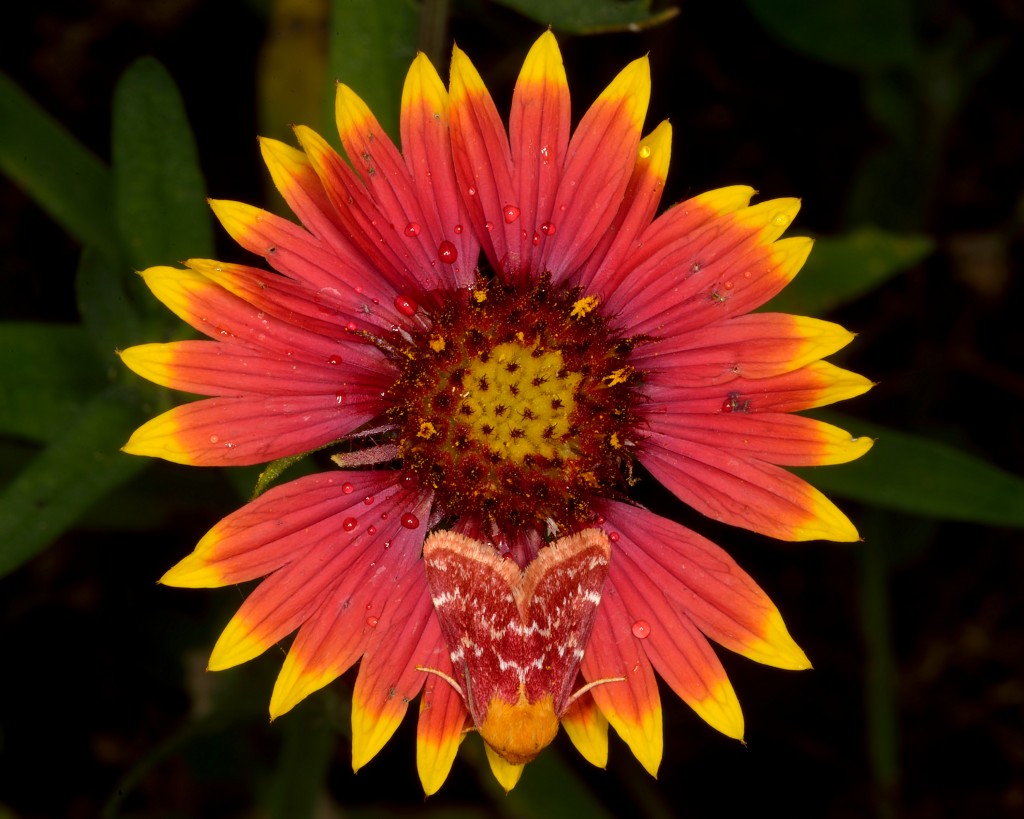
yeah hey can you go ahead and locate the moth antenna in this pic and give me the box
[566,676,626,709]
[416,665,466,699]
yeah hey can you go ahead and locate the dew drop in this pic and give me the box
[595,514,606,525]
[540,221,556,236]
[467,186,477,197]
[209,435,219,444]
[400,512,420,529]
[345,321,358,331]
[772,212,791,227]
[453,224,464,235]
[743,270,752,279]
[314,287,342,314]
[400,471,418,489]
[723,280,735,290]
[367,524,378,536]
[342,517,358,532]
[484,221,494,232]
[631,620,651,639]
[363,495,375,505]
[502,204,521,224]
[366,616,379,627]
[383,540,391,549]
[608,531,621,543]
[342,482,355,494]
[394,295,418,316]
[403,222,421,237]
[532,231,541,246]
[438,241,458,264]
[335,391,346,405]
[638,144,652,159]
[327,354,342,365]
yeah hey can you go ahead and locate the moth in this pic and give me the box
[421,527,613,764]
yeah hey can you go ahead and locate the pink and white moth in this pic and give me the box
[421,527,613,764]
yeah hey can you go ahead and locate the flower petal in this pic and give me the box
[646,359,874,414]
[603,502,810,670]
[640,429,861,541]
[609,199,810,334]
[508,30,571,274]
[161,470,399,588]
[647,411,873,467]
[484,744,524,792]
[268,490,432,717]
[335,82,468,291]
[631,312,856,385]
[580,582,663,776]
[545,55,651,279]
[560,690,609,768]
[351,572,445,771]
[400,53,479,288]
[119,339,385,398]
[575,120,672,292]
[122,392,382,466]
[416,651,469,796]
[611,551,744,739]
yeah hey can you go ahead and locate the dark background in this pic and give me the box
[2,1,1023,817]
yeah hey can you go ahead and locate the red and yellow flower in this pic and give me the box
[122,32,871,793]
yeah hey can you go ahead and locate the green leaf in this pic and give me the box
[327,0,420,145]
[765,227,933,315]
[797,413,1024,528]
[0,386,148,577]
[0,322,106,441]
[0,72,119,260]
[75,246,149,362]
[493,0,679,34]
[743,0,918,71]
[262,699,335,819]
[112,57,214,270]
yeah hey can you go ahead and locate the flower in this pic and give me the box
[121,31,872,794]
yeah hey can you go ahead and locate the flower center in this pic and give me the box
[385,275,643,534]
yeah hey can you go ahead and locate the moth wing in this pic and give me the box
[422,531,523,726]
[520,528,611,714]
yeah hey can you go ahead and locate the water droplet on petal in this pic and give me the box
[532,231,541,246]
[400,471,418,488]
[723,280,734,290]
[345,321,358,331]
[342,482,355,494]
[638,145,652,159]
[335,391,345,405]
[366,616,379,627]
[343,517,358,531]
[503,204,520,224]
[467,186,477,197]
[453,224,464,235]
[327,354,342,365]
[367,524,377,535]
[209,435,219,444]
[394,295,418,316]
[404,222,421,237]
[632,620,651,639]
[608,531,620,542]
[438,241,458,264]
[540,221,556,236]
[400,512,420,529]
[772,212,791,227]
[363,495,375,505]
[484,221,494,232]
[314,287,342,314]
